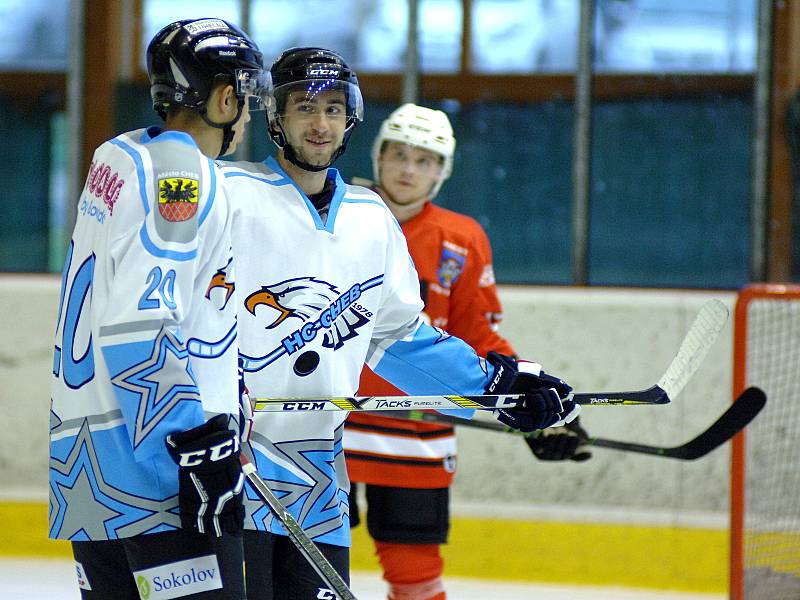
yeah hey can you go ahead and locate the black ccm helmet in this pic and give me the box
[268,47,364,171]
[147,18,269,156]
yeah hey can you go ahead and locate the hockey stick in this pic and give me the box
[392,387,766,460]
[240,456,357,600]
[252,299,729,413]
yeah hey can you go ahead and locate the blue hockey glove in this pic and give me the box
[165,414,245,536]
[526,417,592,462]
[485,351,579,433]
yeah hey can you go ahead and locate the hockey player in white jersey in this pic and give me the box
[221,47,579,599]
[49,18,269,599]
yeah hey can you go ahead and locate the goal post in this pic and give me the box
[730,284,800,600]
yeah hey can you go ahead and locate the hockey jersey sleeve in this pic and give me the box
[97,135,235,463]
[367,215,490,403]
[445,225,515,357]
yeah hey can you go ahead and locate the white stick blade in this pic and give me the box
[656,299,729,400]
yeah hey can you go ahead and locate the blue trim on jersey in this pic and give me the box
[137,228,198,262]
[261,157,345,234]
[339,195,384,208]
[109,138,149,214]
[223,168,292,187]
[372,322,489,418]
[141,129,198,148]
[113,133,203,262]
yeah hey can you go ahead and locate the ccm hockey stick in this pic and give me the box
[393,386,766,460]
[240,456,356,600]
[252,299,729,413]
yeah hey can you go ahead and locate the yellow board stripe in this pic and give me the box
[3,502,727,593]
[350,515,727,593]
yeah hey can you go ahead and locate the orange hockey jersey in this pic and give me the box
[343,201,515,488]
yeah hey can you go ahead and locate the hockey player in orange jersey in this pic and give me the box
[343,104,592,600]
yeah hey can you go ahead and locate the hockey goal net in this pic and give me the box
[730,284,800,600]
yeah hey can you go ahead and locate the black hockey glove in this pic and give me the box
[485,351,580,433]
[526,417,592,462]
[165,414,245,537]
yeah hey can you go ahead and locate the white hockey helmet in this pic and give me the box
[372,103,456,198]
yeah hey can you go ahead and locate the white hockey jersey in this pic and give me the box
[49,127,239,541]
[223,157,490,548]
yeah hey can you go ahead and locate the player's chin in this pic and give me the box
[386,188,423,205]
[305,150,335,166]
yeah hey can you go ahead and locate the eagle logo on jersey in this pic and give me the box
[245,277,338,329]
[158,177,199,222]
[205,257,235,310]
[240,275,384,372]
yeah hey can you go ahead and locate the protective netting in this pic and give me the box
[740,294,800,599]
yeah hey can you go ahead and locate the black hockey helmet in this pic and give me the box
[147,18,270,155]
[267,47,364,171]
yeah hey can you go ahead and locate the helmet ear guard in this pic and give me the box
[372,103,456,198]
[267,47,364,171]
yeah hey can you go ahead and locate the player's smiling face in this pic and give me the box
[378,141,444,205]
[280,90,347,169]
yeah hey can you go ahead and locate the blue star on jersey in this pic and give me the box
[49,420,178,540]
[104,327,203,456]
[245,424,349,545]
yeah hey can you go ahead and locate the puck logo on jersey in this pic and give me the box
[437,241,467,289]
[158,177,199,222]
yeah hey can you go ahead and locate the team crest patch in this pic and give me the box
[437,241,467,289]
[158,177,199,222]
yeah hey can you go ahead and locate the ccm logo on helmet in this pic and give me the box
[176,437,239,467]
[309,68,339,77]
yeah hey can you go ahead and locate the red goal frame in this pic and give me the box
[730,283,800,600]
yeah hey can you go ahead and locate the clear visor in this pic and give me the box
[271,79,364,122]
[236,68,274,112]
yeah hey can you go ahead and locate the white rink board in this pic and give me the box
[453,286,735,519]
[0,276,735,523]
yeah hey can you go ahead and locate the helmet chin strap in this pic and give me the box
[199,97,245,158]
[282,143,334,172]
